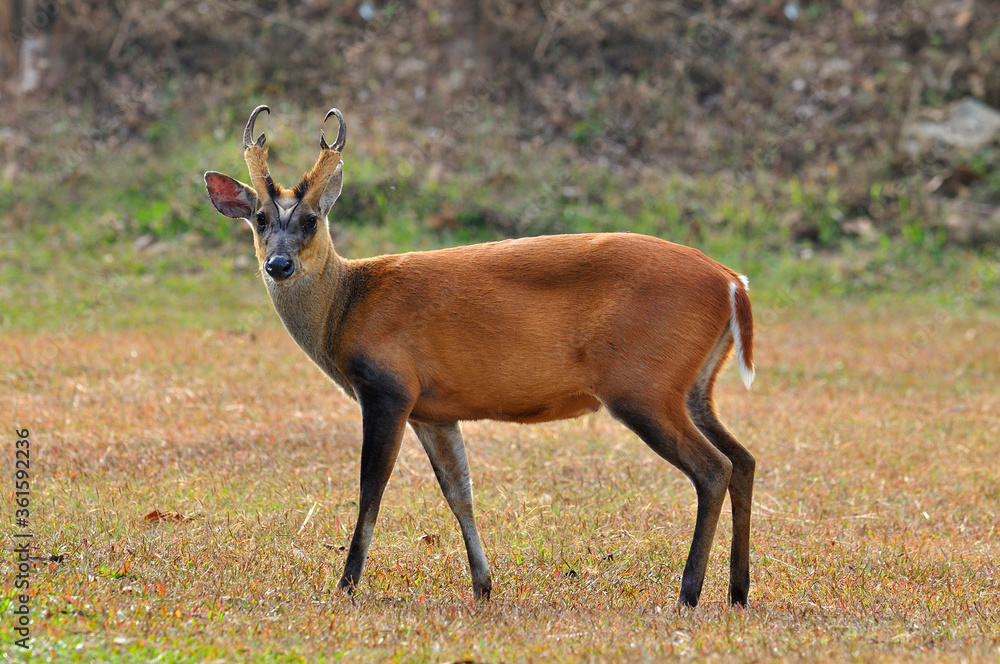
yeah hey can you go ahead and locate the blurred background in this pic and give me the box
[1,0,998,329]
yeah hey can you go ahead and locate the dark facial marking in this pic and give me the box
[293,177,310,200]
[264,174,279,201]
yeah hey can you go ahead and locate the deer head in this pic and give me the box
[205,105,346,282]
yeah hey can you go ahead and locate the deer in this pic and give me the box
[204,105,758,608]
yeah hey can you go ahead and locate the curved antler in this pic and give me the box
[244,105,271,148]
[319,108,346,152]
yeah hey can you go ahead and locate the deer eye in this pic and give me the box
[255,211,266,232]
[302,214,318,232]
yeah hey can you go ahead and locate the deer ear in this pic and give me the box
[306,160,344,215]
[205,171,259,220]
[316,161,343,214]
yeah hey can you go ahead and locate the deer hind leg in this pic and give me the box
[410,420,492,601]
[687,330,756,607]
[607,397,732,608]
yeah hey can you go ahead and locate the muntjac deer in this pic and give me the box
[205,106,757,608]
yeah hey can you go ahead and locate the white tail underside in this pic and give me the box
[730,278,755,389]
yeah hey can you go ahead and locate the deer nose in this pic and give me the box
[265,255,294,280]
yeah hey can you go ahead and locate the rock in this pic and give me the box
[925,165,982,198]
[941,203,1000,245]
[902,97,1000,159]
[783,209,820,242]
[842,217,878,241]
[133,234,158,251]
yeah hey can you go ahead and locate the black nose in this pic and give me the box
[265,255,294,280]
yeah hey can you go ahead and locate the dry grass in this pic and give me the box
[2,303,998,663]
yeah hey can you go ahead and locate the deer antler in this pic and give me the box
[244,105,270,148]
[319,108,346,152]
[242,105,274,200]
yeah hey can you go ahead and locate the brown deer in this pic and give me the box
[205,106,757,607]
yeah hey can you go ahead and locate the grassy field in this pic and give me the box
[2,253,999,661]
[2,103,999,663]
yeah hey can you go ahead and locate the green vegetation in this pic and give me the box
[0,101,996,662]
[3,105,997,335]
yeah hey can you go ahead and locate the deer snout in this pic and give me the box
[265,255,295,280]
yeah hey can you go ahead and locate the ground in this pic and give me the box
[2,292,997,662]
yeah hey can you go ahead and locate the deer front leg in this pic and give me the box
[338,360,413,594]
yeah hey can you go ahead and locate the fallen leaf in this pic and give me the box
[143,510,194,524]
[418,533,440,547]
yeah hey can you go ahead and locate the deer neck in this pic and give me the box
[264,243,347,363]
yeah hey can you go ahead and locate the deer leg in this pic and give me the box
[410,420,492,600]
[608,400,732,608]
[338,360,413,594]
[689,398,755,607]
[687,334,756,606]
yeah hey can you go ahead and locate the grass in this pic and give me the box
[2,291,999,661]
[1,101,999,662]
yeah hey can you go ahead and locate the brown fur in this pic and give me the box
[298,151,343,208]
[243,145,273,199]
[322,234,735,423]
